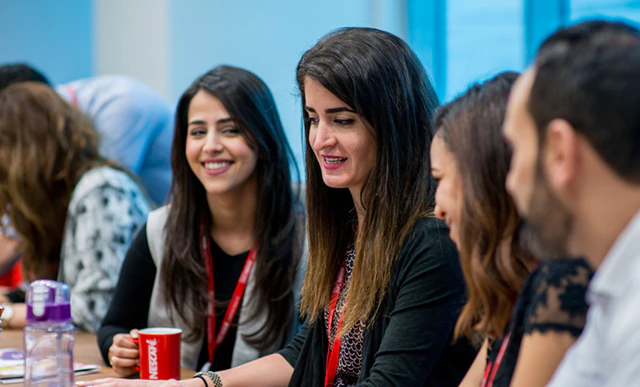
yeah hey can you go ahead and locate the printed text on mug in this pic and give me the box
[147,339,158,379]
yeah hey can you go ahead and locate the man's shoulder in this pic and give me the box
[609,269,640,330]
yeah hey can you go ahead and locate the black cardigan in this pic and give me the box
[279,217,476,386]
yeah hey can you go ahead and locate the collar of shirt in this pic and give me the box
[588,209,640,303]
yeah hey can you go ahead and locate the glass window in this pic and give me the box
[571,0,640,24]
[445,0,524,100]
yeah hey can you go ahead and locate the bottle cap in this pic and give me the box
[26,280,72,323]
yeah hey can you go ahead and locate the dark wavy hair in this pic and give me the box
[434,72,536,342]
[0,63,51,91]
[531,20,640,183]
[0,82,113,280]
[297,27,440,334]
[162,65,303,349]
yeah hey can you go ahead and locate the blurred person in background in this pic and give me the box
[503,20,640,386]
[0,63,174,291]
[0,83,150,332]
[430,71,592,387]
[0,63,173,205]
[98,65,307,375]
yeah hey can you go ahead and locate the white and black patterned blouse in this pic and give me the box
[58,166,150,333]
[325,246,365,387]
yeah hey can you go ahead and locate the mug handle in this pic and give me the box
[126,336,141,372]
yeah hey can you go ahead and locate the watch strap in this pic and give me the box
[193,370,223,387]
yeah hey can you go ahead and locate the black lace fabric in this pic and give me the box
[325,246,364,387]
[525,259,593,336]
[486,258,594,386]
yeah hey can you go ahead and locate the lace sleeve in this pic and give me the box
[523,258,594,337]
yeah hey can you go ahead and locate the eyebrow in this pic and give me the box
[188,118,235,126]
[304,106,357,114]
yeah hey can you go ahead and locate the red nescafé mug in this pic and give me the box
[129,327,182,380]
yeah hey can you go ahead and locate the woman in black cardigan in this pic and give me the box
[83,27,476,387]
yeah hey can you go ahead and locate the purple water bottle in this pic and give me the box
[23,280,75,387]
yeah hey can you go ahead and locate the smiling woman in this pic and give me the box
[304,77,376,213]
[97,65,307,376]
[284,27,476,387]
[185,90,259,197]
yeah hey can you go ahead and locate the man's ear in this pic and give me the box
[543,118,580,192]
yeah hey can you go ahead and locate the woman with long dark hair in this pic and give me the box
[0,83,150,332]
[86,28,475,387]
[97,65,306,375]
[430,72,592,386]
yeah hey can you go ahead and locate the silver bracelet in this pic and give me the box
[193,370,223,387]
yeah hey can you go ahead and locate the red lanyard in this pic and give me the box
[199,218,257,371]
[324,264,346,387]
[481,331,512,387]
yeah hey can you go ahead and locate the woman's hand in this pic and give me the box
[77,379,190,387]
[107,329,141,377]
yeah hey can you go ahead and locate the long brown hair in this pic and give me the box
[434,72,536,342]
[0,82,112,280]
[162,66,303,349]
[297,28,440,334]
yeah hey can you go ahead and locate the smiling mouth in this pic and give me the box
[203,161,232,171]
[324,157,347,165]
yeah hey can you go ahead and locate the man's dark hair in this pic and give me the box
[529,20,640,183]
[0,63,51,91]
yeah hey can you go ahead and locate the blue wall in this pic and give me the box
[571,0,640,22]
[408,0,447,101]
[444,0,524,101]
[0,0,93,85]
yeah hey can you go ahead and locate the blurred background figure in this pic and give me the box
[0,64,174,205]
[0,83,150,332]
[0,63,173,291]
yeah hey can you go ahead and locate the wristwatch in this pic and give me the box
[193,370,223,387]
[0,303,14,328]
